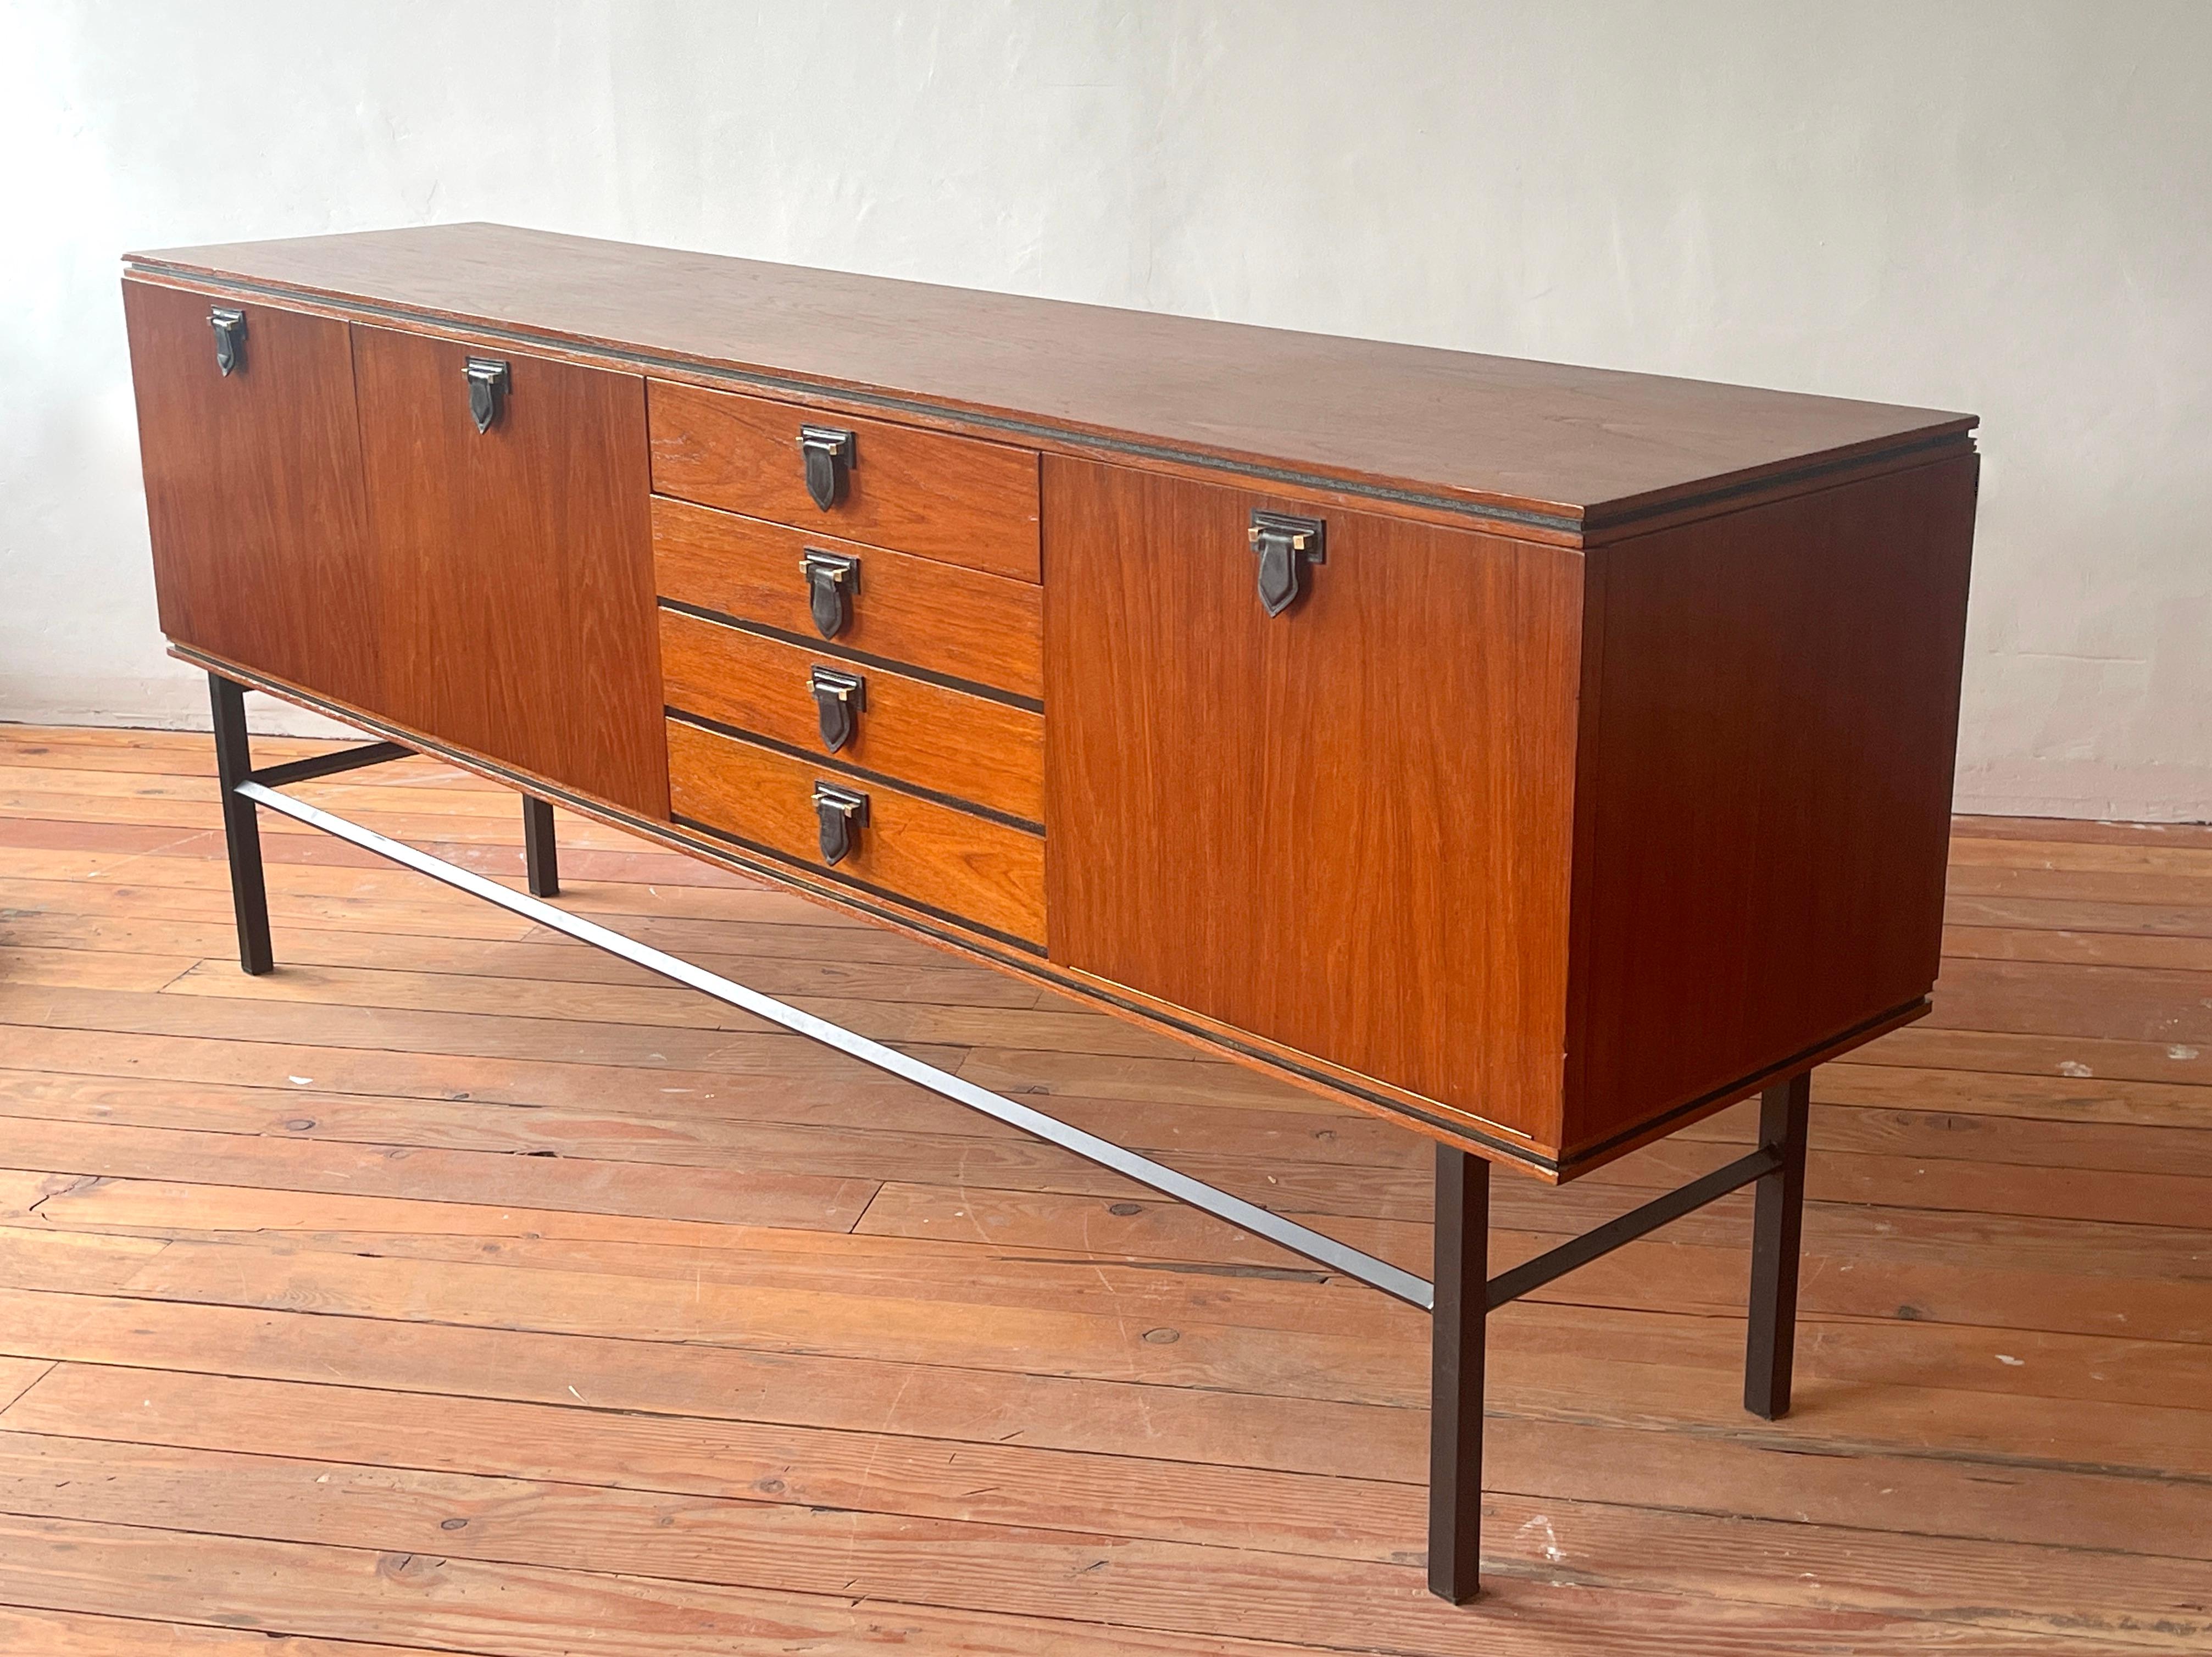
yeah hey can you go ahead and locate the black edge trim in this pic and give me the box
[1582,430,1976,537]
[672,812,1043,955]
[666,707,1044,836]
[129,262,1977,545]
[127,262,1596,535]
[1553,998,1930,1174]
[659,597,1043,713]
[131,262,1978,545]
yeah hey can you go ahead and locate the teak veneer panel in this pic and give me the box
[1561,455,1980,1164]
[648,381,1041,581]
[129,224,1972,533]
[350,327,669,820]
[667,719,1047,949]
[121,282,380,713]
[652,498,1044,702]
[1042,458,1583,1146]
[658,608,1044,825]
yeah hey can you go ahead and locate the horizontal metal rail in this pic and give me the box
[237,779,1436,1309]
[1485,1144,1780,1309]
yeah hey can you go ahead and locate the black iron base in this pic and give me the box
[1425,1073,1810,1602]
[203,669,1811,1609]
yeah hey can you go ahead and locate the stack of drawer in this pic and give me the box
[646,381,1048,949]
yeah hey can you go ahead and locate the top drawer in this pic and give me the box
[649,381,1040,582]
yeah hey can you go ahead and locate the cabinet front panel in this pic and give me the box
[1043,458,1583,1143]
[123,281,380,710]
[353,326,668,819]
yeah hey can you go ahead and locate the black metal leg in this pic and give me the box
[207,674,273,976]
[523,795,559,898]
[1745,1068,1811,1419]
[1428,1144,1491,1602]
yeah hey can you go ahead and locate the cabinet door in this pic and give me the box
[123,281,380,709]
[352,326,668,819]
[1042,459,1583,1142]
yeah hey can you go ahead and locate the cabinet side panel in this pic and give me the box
[123,280,379,710]
[353,326,668,819]
[1564,454,1980,1161]
[1043,456,1582,1147]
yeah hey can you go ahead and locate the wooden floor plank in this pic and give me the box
[0,1513,1332,1657]
[0,1436,2177,1654]
[9,1366,2203,1653]
[1,724,2206,1651]
[0,1604,460,1657]
[0,1116,877,1235]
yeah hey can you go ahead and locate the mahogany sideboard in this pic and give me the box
[122,223,1978,1603]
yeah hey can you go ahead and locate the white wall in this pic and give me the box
[4,0,2207,818]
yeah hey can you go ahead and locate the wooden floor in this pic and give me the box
[0,722,2206,1656]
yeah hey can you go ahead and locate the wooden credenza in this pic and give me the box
[123,223,1977,1181]
[123,224,1977,1602]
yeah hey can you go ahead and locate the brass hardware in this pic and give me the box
[1249,509,1326,617]
[812,781,869,865]
[801,549,860,639]
[808,665,866,752]
[799,424,857,509]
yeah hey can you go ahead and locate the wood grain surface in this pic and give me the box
[1043,457,1583,1146]
[1562,455,1981,1164]
[351,325,669,820]
[667,716,1047,947]
[121,280,381,713]
[659,607,1044,824]
[653,497,1044,700]
[0,723,2204,1654]
[649,380,1041,580]
[126,223,1974,533]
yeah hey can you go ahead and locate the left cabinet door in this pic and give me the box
[124,281,382,711]
[352,326,668,820]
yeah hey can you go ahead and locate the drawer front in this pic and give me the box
[659,608,1044,825]
[668,718,1046,947]
[649,380,1040,581]
[654,498,1043,702]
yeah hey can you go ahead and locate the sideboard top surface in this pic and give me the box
[129,223,1974,539]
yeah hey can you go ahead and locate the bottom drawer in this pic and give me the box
[667,717,1047,948]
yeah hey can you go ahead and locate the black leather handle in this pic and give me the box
[799,424,856,509]
[210,307,246,376]
[1248,509,1326,617]
[812,781,869,865]
[465,357,511,433]
[809,666,866,752]
[801,549,860,639]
